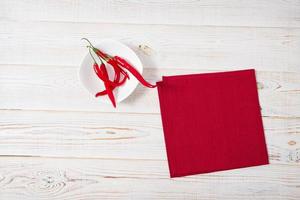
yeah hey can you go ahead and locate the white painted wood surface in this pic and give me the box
[0,1,299,199]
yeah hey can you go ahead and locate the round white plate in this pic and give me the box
[79,39,143,104]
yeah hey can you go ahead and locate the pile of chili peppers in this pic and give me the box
[82,38,156,107]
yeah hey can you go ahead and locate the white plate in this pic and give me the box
[79,39,143,105]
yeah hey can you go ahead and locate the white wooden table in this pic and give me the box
[0,1,300,199]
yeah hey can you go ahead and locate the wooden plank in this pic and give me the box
[0,109,299,164]
[1,0,300,28]
[0,1,299,199]
[0,65,299,117]
[0,156,299,200]
[0,21,300,72]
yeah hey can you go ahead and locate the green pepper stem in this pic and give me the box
[88,47,100,64]
[89,47,107,65]
[81,38,95,49]
[98,55,107,65]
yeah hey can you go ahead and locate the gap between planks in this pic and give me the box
[0,108,299,120]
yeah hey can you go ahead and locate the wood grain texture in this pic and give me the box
[1,0,300,199]
[1,21,299,72]
[0,65,299,117]
[1,0,300,28]
[0,109,299,164]
[0,157,299,200]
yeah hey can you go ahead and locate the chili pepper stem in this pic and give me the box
[95,50,111,61]
[88,46,108,67]
[88,47,98,64]
[82,38,113,61]
[81,38,95,49]
[97,53,107,65]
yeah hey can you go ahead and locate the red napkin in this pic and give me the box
[157,69,269,178]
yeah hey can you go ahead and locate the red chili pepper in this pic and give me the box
[111,57,130,80]
[95,90,107,97]
[106,61,128,87]
[88,44,129,81]
[100,62,116,107]
[95,68,128,96]
[93,49,130,88]
[95,79,127,97]
[91,47,122,83]
[93,63,112,97]
[88,47,117,107]
[82,38,155,108]
[114,56,156,88]
[94,48,110,60]
[93,63,104,79]
[93,58,128,98]
[83,39,130,84]
[108,59,121,83]
[92,52,127,88]
[95,75,127,97]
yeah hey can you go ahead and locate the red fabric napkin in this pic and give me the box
[157,69,269,178]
